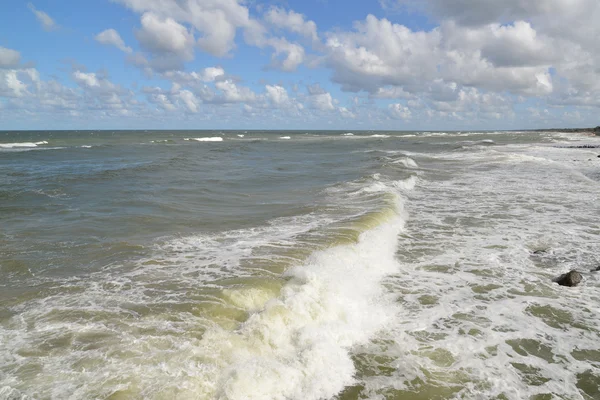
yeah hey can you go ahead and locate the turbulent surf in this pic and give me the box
[1,130,599,399]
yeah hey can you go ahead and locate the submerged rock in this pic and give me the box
[591,266,600,272]
[555,271,583,287]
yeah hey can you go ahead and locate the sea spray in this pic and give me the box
[204,189,409,400]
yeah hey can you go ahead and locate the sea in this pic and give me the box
[1,130,599,400]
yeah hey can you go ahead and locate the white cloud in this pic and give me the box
[371,86,413,99]
[0,65,145,122]
[396,0,582,27]
[442,21,557,68]
[115,0,255,57]
[265,85,290,106]
[150,94,177,111]
[177,89,200,113]
[268,38,305,72]
[390,0,600,103]
[325,15,442,92]
[163,67,225,89]
[135,12,195,71]
[27,3,57,31]
[0,47,21,69]
[215,79,257,103]
[265,7,319,43]
[0,70,29,97]
[71,71,131,107]
[115,0,312,72]
[324,14,561,98]
[95,29,133,54]
[388,103,412,119]
[308,92,335,111]
[339,107,356,118]
[200,67,225,82]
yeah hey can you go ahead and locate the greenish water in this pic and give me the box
[1,130,599,399]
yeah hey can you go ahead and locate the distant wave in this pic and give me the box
[0,141,48,149]
[150,140,175,144]
[185,137,224,142]
[280,136,291,140]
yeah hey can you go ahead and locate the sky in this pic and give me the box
[0,0,599,130]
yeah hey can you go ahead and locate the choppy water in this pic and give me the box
[1,130,599,400]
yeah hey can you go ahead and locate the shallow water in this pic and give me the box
[1,130,599,399]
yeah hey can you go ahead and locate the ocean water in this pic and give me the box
[1,130,599,400]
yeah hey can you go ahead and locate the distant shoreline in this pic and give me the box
[532,126,600,135]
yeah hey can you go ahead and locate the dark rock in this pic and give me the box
[554,270,583,287]
[591,266,600,272]
[532,250,547,255]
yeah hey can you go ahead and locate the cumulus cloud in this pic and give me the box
[265,84,290,106]
[388,103,412,120]
[163,67,225,85]
[325,15,442,93]
[396,0,579,26]
[114,0,311,72]
[0,65,145,123]
[215,79,257,103]
[339,107,356,118]
[176,89,200,113]
[389,0,600,100]
[95,29,133,54]
[265,7,319,43]
[72,71,122,95]
[268,38,305,72]
[0,70,29,97]
[322,14,567,106]
[27,3,58,31]
[307,84,335,111]
[0,47,21,69]
[115,0,254,57]
[135,12,196,71]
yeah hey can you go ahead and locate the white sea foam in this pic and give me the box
[0,141,48,148]
[370,134,390,138]
[200,190,409,400]
[393,175,418,191]
[353,142,600,399]
[342,133,354,136]
[187,137,224,142]
[392,157,419,169]
[237,134,245,138]
[280,136,291,140]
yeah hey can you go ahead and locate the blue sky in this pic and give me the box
[0,0,598,130]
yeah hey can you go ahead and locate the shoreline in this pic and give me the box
[532,126,600,135]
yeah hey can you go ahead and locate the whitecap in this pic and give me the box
[187,137,224,142]
[0,141,48,148]
[392,157,419,169]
